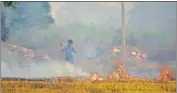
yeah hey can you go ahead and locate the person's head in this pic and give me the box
[68,40,73,46]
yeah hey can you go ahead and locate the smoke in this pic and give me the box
[2,2,174,79]
[1,61,90,78]
[48,2,66,25]
[1,43,90,78]
[1,41,161,78]
[6,2,136,48]
[0,2,145,78]
[1,41,118,78]
[99,2,134,24]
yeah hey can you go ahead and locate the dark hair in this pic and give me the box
[68,40,73,44]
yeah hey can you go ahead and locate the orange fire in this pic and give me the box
[158,66,175,82]
[87,73,104,83]
[88,60,176,82]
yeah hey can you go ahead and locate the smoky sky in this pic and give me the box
[2,2,176,64]
[1,2,176,78]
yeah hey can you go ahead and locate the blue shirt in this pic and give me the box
[62,45,76,63]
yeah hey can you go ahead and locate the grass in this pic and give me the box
[1,80,176,93]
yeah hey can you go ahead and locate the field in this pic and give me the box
[1,79,176,93]
[1,60,176,93]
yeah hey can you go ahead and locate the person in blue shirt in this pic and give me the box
[62,40,76,64]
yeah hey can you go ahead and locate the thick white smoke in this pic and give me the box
[1,2,138,78]
[1,60,90,78]
[48,2,66,25]
[2,2,162,79]
[1,43,90,78]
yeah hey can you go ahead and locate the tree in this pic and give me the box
[1,1,17,42]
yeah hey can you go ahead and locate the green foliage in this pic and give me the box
[2,1,17,8]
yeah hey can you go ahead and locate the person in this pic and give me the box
[62,40,76,64]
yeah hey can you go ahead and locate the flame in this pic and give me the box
[158,66,175,82]
[88,60,176,82]
[112,48,121,53]
[87,73,104,83]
